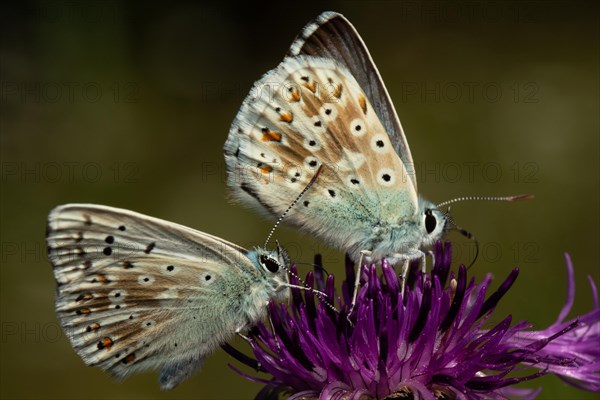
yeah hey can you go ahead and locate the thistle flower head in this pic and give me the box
[224,242,600,399]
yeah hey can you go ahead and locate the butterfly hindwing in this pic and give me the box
[225,55,419,256]
[47,204,261,388]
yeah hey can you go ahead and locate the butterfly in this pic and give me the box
[223,12,530,307]
[46,203,292,390]
[224,11,447,269]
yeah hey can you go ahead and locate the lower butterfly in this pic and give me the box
[46,204,292,390]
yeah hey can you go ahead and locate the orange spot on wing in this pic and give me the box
[290,88,301,102]
[98,337,113,350]
[303,81,317,93]
[76,292,93,302]
[123,353,136,364]
[91,323,100,331]
[333,84,343,99]
[279,112,293,123]
[260,165,273,174]
[261,130,282,142]
[358,95,367,114]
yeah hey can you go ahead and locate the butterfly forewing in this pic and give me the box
[287,11,416,190]
[47,204,261,386]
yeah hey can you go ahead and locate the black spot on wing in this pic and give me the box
[144,242,156,254]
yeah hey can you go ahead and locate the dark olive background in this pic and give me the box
[1,1,598,399]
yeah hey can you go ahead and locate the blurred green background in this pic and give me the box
[1,1,598,399]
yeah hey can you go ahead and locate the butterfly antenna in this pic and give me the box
[264,165,323,248]
[284,267,340,315]
[436,194,534,209]
[435,194,532,268]
[276,242,339,315]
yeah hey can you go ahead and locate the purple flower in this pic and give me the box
[223,242,599,399]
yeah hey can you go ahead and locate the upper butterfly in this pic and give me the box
[224,11,447,265]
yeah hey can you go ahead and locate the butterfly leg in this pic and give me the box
[284,283,328,299]
[393,250,427,298]
[426,250,436,282]
[267,311,282,352]
[400,256,410,298]
[420,250,437,284]
[235,312,281,352]
[420,250,428,276]
[347,250,371,323]
[427,250,436,269]
[236,329,252,343]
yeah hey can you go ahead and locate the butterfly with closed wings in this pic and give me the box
[224,11,531,309]
[47,204,294,390]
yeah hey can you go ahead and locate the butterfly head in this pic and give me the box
[249,245,291,291]
[418,200,451,249]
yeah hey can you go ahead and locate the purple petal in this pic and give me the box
[555,253,576,324]
[226,243,599,399]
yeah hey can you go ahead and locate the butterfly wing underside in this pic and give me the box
[225,54,419,254]
[287,11,417,190]
[47,204,258,389]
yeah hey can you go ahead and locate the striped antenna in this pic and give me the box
[275,240,340,315]
[435,193,533,268]
[264,165,323,248]
[436,194,533,209]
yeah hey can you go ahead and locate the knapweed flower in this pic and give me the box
[223,242,599,399]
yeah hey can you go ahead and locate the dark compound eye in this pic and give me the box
[260,255,280,273]
[425,209,437,234]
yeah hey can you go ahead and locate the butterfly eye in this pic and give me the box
[425,210,437,234]
[260,255,280,273]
